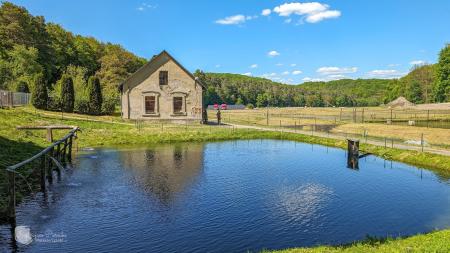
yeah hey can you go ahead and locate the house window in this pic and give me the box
[173,97,183,113]
[159,71,168,85]
[145,96,156,114]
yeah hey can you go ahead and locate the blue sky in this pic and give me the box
[8,0,450,84]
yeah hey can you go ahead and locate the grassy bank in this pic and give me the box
[267,229,450,253]
[1,107,449,251]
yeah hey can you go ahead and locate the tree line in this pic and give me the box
[0,1,145,114]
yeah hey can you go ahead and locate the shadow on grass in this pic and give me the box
[0,136,43,222]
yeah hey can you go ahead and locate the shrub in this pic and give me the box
[60,74,74,112]
[246,103,254,109]
[16,81,29,93]
[31,74,48,109]
[75,98,90,114]
[87,76,102,115]
[102,97,116,115]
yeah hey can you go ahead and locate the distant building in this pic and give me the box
[387,96,415,108]
[119,51,205,122]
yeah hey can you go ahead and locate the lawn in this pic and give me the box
[1,106,449,252]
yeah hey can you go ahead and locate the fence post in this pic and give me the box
[339,108,342,122]
[421,133,424,152]
[384,137,387,148]
[391,139,394,148]
[362,108,365,123]
[390,109,393,124]
[40,155,46,191]
[68,135,73,162]
[427,110,430,128]
[8,171,16,221]
[47,148,54,184]
[266,108,269,126]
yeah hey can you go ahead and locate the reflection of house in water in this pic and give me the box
[119,144,204,205]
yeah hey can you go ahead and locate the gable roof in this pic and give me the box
[119,50,205,92]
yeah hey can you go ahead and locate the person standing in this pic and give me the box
[216,109,221,125]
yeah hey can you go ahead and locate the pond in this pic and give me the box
[1,140,449,252]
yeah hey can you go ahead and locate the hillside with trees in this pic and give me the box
[0,1,145,114]
[194,71,392,107]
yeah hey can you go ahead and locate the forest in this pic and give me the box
[1,1,450,112]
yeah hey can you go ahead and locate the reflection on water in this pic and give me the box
[119,144,204,205]
[0,140,449,253]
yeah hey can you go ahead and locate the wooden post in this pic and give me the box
[46,128,53,142]
[421,133,424,152]
[56,143,61,162]
[339,108,342,122]
[390,109,393,124]
[68,136,73,162]
[40,155,46,191]
[8,171,16,221]
[266,108,269,126]
[47,148,54,184]
[384,137,387,148]
[362,108,365,123]
[427,110,430,128]
[61,139,67,163]
[391,139,394,148]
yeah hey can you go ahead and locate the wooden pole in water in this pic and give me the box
[40,155,46,191]
[8,171,16,221]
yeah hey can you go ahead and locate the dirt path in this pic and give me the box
[228,123,450,157]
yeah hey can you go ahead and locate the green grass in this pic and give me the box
[265,229,450,253]
[1,106,449,251]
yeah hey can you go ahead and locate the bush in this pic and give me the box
[60,74,74,112]
[102,97,116,115]
[16,81,29,93]
[246,103,254,109]
[87,76,102,115]
[75,98,90,114]
[31,74,48,109]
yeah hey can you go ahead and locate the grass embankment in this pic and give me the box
[267,229,450,253]
[1,107,449,252]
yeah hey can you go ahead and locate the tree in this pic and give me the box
[60,74,74,112]
[31,73,47,109]
[7,45,43,90]
[406,79,423,103]
[434,44,450,102]
[87,76,102,114]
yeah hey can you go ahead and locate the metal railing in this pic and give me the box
[4,127,80,221]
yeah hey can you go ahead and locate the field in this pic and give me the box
[1,106,450,252]
[217,106,450,150]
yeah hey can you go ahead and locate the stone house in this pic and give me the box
[119,51,204,122]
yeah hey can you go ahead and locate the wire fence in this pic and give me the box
[0,90,31,108]
[213,108,450,153]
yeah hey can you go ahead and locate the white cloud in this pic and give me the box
[243,72,252,76]
[303,77,325,82]
[282,71,290,75]
[285,18,292,24]
[250,64,258,68]
[388,63,400,67]
[276,63,284,66]
[137,3,156,11]
[292,70,303,75]
[317,66,358,75]
[268,50,280,57]
[262,9,271,16]
[306,10,341,23]
[246,15,258,20]
[215,15,246,25]
[290,63,297,67]
[410,60,426,65]
[367,69,405,79]
[273,2,341,23]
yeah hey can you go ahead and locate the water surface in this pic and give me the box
[1,140,449,252]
